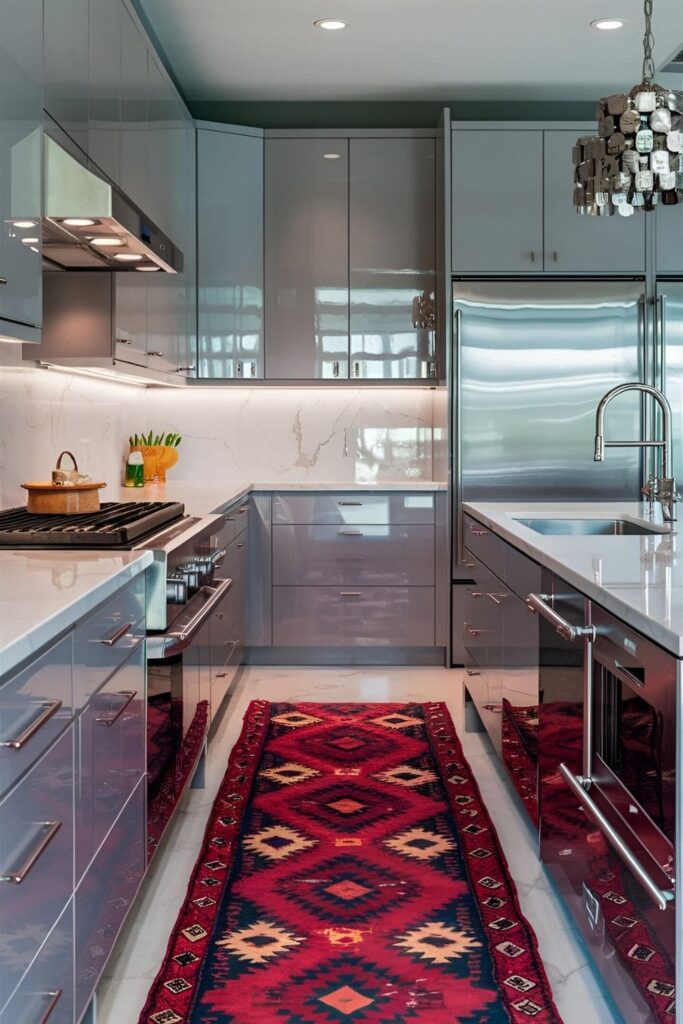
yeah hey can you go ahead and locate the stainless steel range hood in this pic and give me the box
[42,136,183,274]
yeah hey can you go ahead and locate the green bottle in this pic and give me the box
[125,450,145,487]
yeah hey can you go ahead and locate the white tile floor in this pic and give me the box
[96,666,623,1024]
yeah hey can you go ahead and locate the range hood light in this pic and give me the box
[135,264,161,271]
[91,236,124,246]
[62,217,98,227]
[13,220,36,228]
[21,237,39,245]
[29,246,39,253]
[113,252,143,262]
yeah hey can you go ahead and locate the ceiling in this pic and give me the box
[137,0,683,106]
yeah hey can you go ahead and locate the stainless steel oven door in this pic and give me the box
[145,577,233,854]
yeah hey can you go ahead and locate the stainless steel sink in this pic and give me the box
[513,517,663,536]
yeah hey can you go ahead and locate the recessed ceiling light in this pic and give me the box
[91,236,124,247]
[13,220,36,228]
[314,18,348,30]
[62,217,98,227]
[590,17,625,30]
[323,153,341,159]
[114,252,143,262]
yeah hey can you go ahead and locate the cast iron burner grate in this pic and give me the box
[0,501,185,548]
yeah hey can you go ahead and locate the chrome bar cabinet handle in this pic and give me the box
[559,764,674,911]
[98,621,134,647]
[339,530,363,536]
[95,690,137,727]
[525,593,596,642]
[0,699,62,749]
[0,821,61,884]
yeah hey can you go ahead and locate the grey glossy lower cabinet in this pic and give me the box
[250,490,447,662]
[273,524,435,586]
[273,586,435,647]
[0,572,147,1024]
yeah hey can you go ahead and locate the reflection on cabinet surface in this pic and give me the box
[0,0,43,340]
[197,124,264,379]
[43,0,89,152]
[350,138,437,379]
[88,0,121,183]
[452,130,543,274]
[264,138,350,379]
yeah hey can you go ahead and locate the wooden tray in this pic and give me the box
[21,481,106,515]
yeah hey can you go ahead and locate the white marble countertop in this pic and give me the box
[0,550,153,679]
[108,478,448,515]
[463,501,683,657]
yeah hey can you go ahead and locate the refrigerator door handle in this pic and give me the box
[656,293,666,395]
[453,306,464,569]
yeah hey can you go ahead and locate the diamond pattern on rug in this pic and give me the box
[374,763,439,789]
[243,823,317,861]
[292,723,401,766]
[216,919,305,965]
[394,921,482,965]
[281,780,414,834]
[384,825,455,862]
[278,853,423,925]
[271,710,322,729]
[370,712,423,731]
[259,761,320,787]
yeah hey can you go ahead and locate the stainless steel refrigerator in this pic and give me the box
[656,280,683,485]
[451,278,648,662]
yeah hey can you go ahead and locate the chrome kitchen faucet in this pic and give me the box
[593,382,678,522]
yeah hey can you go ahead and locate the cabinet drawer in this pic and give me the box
[0,728,74,999]
[73,575,145,708]
[0,635,73,801]
[463,513,509,576]
[273,524,435,586]
[273,492,435,526]
[76,644,146,880]
[75,779,146,1018]
[273,586,435,647]
[0,900,74,1023]
[233,501,250,536]
[210,640,243,722]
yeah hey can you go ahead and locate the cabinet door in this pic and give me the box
[146,58,183,373]
[265,138,349,379]
[119,8,147,210]
[350,138,436,380]
[198,127,264,379]
[43,0,89,153]
[655,205,683,275]
[544,130,646,273]
[177,121,197,378]
[116,10,148,359]
[451,129,543,273]
[88,0,121,183]
[0,0,43,335]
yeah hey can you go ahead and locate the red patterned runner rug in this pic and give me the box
[139,701,563,1024]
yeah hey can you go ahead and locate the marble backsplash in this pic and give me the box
[0,346,448,508]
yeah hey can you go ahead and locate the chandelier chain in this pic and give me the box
[642,0,655,83]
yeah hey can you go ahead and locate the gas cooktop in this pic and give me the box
[0,501,186,548]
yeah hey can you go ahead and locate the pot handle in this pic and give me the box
[56,450,79,472]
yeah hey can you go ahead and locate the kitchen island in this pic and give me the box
[460,500,682,1024]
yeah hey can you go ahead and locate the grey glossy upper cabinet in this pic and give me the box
[452,129,543,273]
[44,0,89,153]
[119,6,148,210]
[197,124,264,379]
[88,0,121,183]
[543,130,646,274]
[0,0,43,341]
[349,138,437,379]
[655,205,683,275]
[452,125,646,275]
[264,138,349,379]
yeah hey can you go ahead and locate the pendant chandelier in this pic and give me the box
[573,0,683,216]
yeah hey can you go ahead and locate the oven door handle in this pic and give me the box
[559,763,675,911]
[526,593,596,642]
[147,578,233,659]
